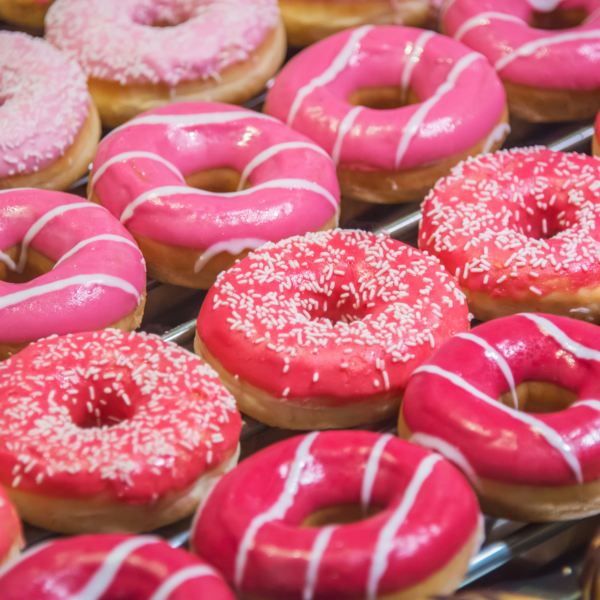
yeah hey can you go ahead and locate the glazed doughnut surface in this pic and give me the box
[0,487,21,566]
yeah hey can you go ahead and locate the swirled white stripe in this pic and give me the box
[0,251,16,271]
[194,238,268,273]
[482,123,511,154]
[0,274,141,310]
[584,6,600,24]
[90,152,184,192]
[53,235,142,269]
[149,565,217,600]
[400,30,435,103]
[574,399,600,413]
[238,142,330,190]
[361,434,393,513]
[527,0,562,10]
[331,106,363,166]
[303,526,336,600]
[395,53,482,168]
[414,364,583,483]
[453,12,525,41]
[234,432,319,591]
[287,26,373,127]
[366,454,442,600]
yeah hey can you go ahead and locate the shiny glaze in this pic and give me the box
[0,189,146,344]
[0,487,21,565]
[0,534,235,599]
[444,0,600,89]
[264,26,506,171]
[419,148,600,300]
[192,430,481,599]
[90,103,340,262]
[403,313,600,486]
[197,229,469,404]
[0,330,241,502]
[0,32,90,180]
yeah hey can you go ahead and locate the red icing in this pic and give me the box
[0,487,21,565]
[192,430,481,598]
[0,330,240,503]
[0,534,235,599]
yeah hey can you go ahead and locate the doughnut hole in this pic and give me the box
[0,246,55,284]
[529,8,587,30]
[132,2,194,28]
[302,504,382,527]
[185,168,250,193]
[499,382,577,413]
[348,86,420,110]
[66,382,136,429]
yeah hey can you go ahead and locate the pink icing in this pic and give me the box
[0,488,21,565]
[0,534,235,599]
[264,26,506,171]
[0,32,90,180]
[0,330,241,503]
[45,0,279,87]
[90,103,340,259]
[197,229,469,404]
[443,0,600,90]
[0,189,146,343]
[419,148,600,301]
[192,430,481,598]
[403,313,600,486]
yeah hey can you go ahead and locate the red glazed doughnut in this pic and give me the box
[194,229,469,430]
[0,487,21,566]
[0,330,241,534]
[191,430,482,600]
[420,148,600,322]
[0,534,235,599]
[400,313,600,521]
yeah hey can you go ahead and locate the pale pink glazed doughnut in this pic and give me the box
[191,430,483,600]
[420,148,600,323]
[400,312,600,521]
[0,32,100,191]
[194,229,469,430]
[0,330,241,533]
[45,0,286,128]
[264,25,509,204]
[0,189,146,360]
[0,0,54,28]
[89,102,340,289]
[0,488,22,567]
[443,0,600,122]
[0,534,236,599]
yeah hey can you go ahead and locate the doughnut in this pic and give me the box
[0,329,241,533]
[279,0,429,47]
[264,25,509,204]
[594,109,600,157]
[0,0,53,29]
[0,488,22,567]
[0,534,236,599]
[419,147,600,323]
[45,0,286,128]
[0,32,100,191]
[89,102,340,289]
[0,189,146,360]
[399,312,600,522]
[443,0,600,122]
[195,229,469,430]
[191,430,483,599]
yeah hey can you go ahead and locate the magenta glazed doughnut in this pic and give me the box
[0,488,21,567]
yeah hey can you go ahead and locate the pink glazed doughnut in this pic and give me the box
[443,0,600,122]
[45,0,285,128]
[0,32,100,191]
[191,430,482,600]
[195,229,469,430]
[0,330,241,533]
[264,25,509,204]
[400,313,600,521]
[0,0,54,29]
[0,535,235,599]
[0,189,146,360]
[0,488,22,567]
[419,148,600,323]
[89,102,340,289]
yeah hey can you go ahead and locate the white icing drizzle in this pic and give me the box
[0,273,141,310]
[394,53,482,168]
[0,251,16,271]
[149,565,217,600]
[71,537,160,600]
[456,332,518,409]
[303,526,336,600]
[16,202,106,273]
[53,234,142,269]
[482,123,511,154]
[237,142,330,191]
[120,180,339,224]
[366,454,442,600]
[361,434,393,513]
[400,31,435,104]
[234,432,319,591]
[521,313,600,362]
[453,12,526,42]
[287,26,373,127]
[573,399,600,413]
[495,30,600,72]
[331,106,363,166]
[584,6,600,24]
[90,151,184,192]
[414,364,583,483]
[527,0,562,11]
[193,238,268,273]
